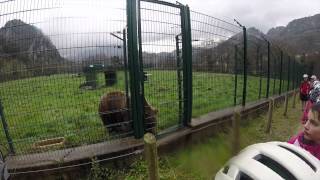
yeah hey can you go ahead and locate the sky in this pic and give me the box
[175,0,320,33]
[2,0,320,33]
[1,0,320,54]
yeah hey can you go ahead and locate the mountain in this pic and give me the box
[267,13,320,55]
[191,27,269,74]
[267,13,320,75]
[0,19,63,80]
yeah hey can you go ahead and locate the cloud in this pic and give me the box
[1,0,319,54]
[172,0,320,33]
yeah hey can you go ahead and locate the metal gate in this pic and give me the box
[127,0,192,137]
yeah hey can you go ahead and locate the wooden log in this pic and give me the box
[232,110,241,156]
[265,98,274,133]
[144,133,159,180]
[283,93,289,117]
[292,89,297,108]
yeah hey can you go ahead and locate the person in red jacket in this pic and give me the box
[300,74,311,111]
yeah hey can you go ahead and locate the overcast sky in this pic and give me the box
[174,0,320,33]
[1,0,320,54]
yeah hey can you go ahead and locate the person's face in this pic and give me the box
[304,77,308,81]
[304,110,320,143]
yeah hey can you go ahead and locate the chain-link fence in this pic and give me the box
[0,0,305,158]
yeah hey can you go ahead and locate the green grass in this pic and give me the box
[82,98,302,180]
[165,98,301,179]
[0,70,290,154]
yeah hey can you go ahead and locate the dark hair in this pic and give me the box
[311,102,320,120]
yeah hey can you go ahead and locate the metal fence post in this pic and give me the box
[233,20,246,106]
[127,0,144,138]
[138,0,145,104]
[259,53,262,99]
[0,99,15,154]
[272,54,276,95]
[255,46,260,99]
[298,65,300,87]
[242,27,247,106]
[279,50,283,94]
[266,41,270,98]
[123,29,130,106]
[291,59,295,90]
[234,45,238,106]
[287,56,291,92]
[255,46,260,76]
[181,5,192,126]
[176,35,183,125]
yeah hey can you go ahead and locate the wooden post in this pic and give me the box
[144,133,159,180]
[292,89,297,108]
[284,92,289,116]
[232,110,241,156]
[265,98,274,133]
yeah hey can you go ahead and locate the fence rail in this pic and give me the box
[0,0,305,158]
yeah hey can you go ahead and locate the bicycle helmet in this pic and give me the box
[215,142,320,180]
[303,74,308,78]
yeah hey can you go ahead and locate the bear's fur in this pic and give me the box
[98,91,158,135]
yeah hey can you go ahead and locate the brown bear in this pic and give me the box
[98,91,158,135]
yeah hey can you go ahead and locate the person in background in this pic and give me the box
[300,74,310,111]
[310,75,318,89]
[301,82,320,124]
[289,102,320,160]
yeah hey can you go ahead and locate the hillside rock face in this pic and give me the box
[0,19,63,79]
[267,14,320,54]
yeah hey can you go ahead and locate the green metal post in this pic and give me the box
[266,41,270,98]
[279,51,283,94]
[242,27,247,106]
[298,64,300,88]
[287,56,291,92]
[272,54,276,95]
[259,54,262,99]
[255,46,260,99]
[176,35,183,125]
[292,59,295,90]
[137,0,146,130]
[255,46,260,76]
[123,29,130,107]
[0,99,15,154]
[127,0,144,138]
[234,45,238,106]
[181,5,192,126]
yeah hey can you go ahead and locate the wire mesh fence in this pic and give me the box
[0,0,305,159]
[0,0,132,155]
[139,0,183,134]
[190,11,244,116]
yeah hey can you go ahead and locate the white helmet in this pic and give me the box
[303,74,308,78]
[215,142,320,180]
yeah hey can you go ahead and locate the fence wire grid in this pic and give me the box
[0,0,304,160]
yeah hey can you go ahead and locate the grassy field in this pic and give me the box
[0,70,289,154]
